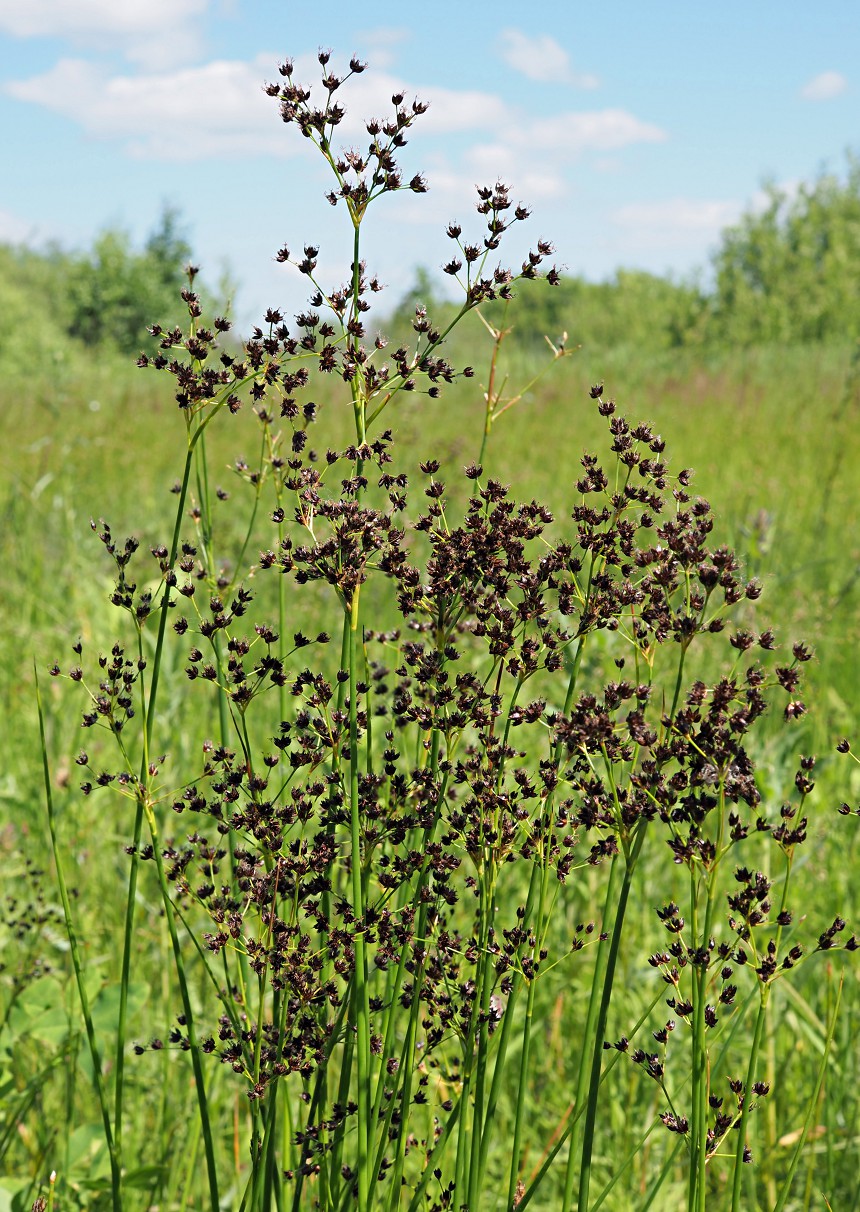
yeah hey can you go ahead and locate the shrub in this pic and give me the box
[707,156,860,346]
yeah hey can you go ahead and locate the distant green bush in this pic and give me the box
[0,243,82,375]
[394,156,860,354]
[0,206,221,371]
[479,268,706,353]
[63,206,194,352]
[707,156,860,345]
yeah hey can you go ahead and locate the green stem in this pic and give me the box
[504,865,545,1208]
[773,976,842,1212]
[516,986,666,1212]
[467,879,496,1211]
[577,822,646,1212]
[453,887,488,1209]
[113,796,142,1163]
[383,769,449,1206]
[292,993,352,1212]
[729,994,768,1212]
[688,865,718,1212]
[36,671,122,1212]
[146,803,221,1212]
[111,444,196,1170]
[348,589,371,1212]
[731,849,794,1211]
[562,855,622,1210]
[146,444,194,742]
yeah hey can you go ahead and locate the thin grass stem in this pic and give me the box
[36,669,122,1212]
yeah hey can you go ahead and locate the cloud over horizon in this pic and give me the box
[800,70,847,100]
[497,28,599,88]
[5,53,664,173]
[0,0,211,68]
[612,197,741,253]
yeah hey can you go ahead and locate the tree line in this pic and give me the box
[0,206,203,374]
[409,156,860,353]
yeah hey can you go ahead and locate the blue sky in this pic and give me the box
[1,1,857,327]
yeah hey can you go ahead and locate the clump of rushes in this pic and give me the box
[42,51,857,1212]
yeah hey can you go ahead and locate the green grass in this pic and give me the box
[2,333,860,1211]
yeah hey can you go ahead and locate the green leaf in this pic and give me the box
[89,980,150,1033]
[6,977,69,1048]
[0,1178,30,1212]
[117,1165,167,1189]
[66,1121,108,1176]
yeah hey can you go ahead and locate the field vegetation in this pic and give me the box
[1,56,859,1212]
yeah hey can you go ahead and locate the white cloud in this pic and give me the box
[612,181,806,258]
[614,198,739,231]
[3,48,666,234]
[383,104,665,237]
[447,109,664,193]
[0,0,206,35]
[0,0,210,68]
[458,108,662,185]
[516,110,665,154]
[612,198,740,248]
[463,146,565,197]
[498,28,598,88]
[3,54,513,159]
[291,61,509,137]
[0,208,48,245]
[5,56,284,159]
[800,70,847,101]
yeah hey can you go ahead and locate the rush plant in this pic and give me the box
[38,51,857,1212]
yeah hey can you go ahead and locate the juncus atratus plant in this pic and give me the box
[39,51,858,1212]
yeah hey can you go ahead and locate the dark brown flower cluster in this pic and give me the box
[268,50,429,218]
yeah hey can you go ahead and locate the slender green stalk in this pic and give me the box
[688,863,715,1212]
[453,889,488,1209]
[258,1082,280,1212]
[292,994,353,1212]
[590,1118,661,1211]
[467,879,497,1212]
[504,865,545,1207]
[36,670,122,1212]
[113,793,142,1159]
[383,770,450,1205]
[377,932,430,1206]
[562,855,623,1209]
[480,866,539,1177]
[405,1100,462,1212]
[685,766,727,1212]
[577,822,646,1212]
[729,995,768,1212]
[113,627,151,1162]
[380,1015,420,1211]
[730,847,798,1211]
[177,1112,203,1212]
[113,444,196,1169]
[145,443,194,732]
[638,1137,686,1212]
[773,976,842,1212]
[347,588,371,1212]
[145,800,221,1212]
